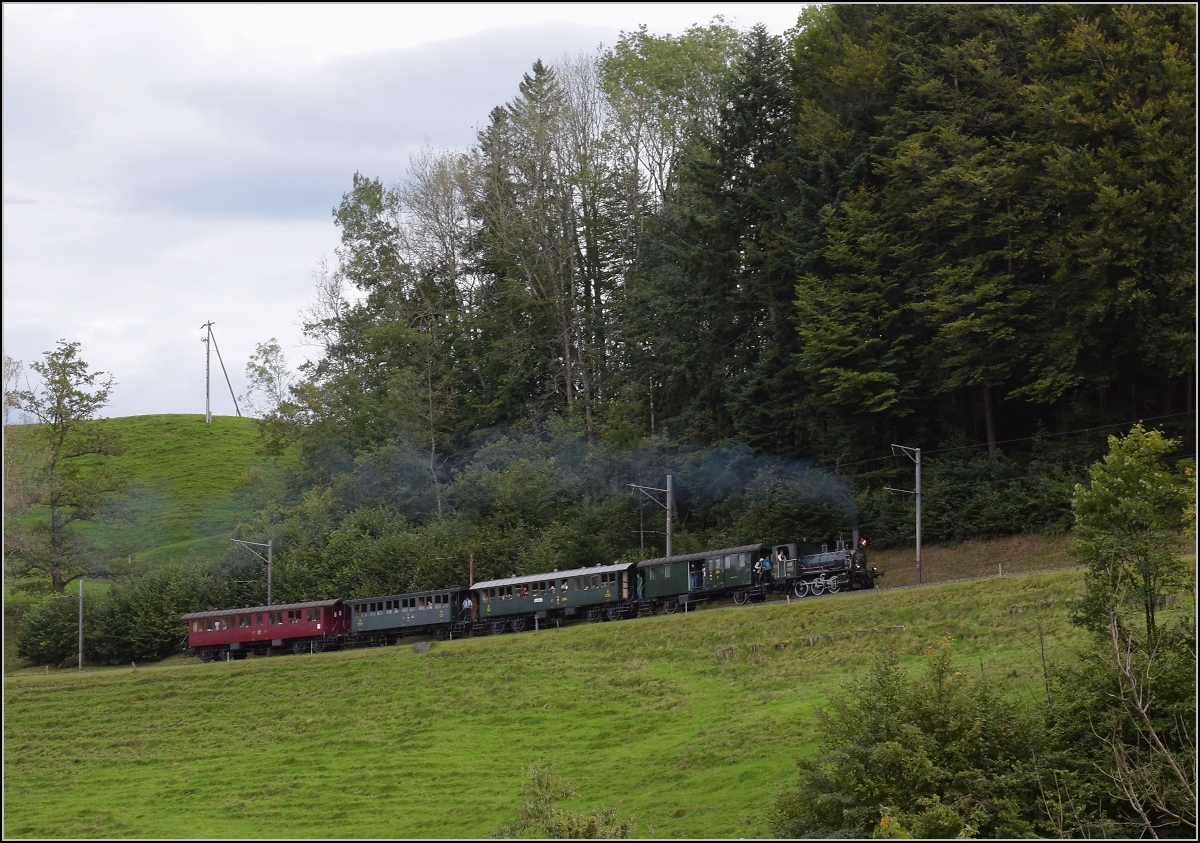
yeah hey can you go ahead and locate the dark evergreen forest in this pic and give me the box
[231,4,1194,596]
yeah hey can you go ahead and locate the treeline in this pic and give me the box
[231,4,1194,583]
[270,4,1192,464]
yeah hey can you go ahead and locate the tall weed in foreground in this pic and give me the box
[492,761,637,839]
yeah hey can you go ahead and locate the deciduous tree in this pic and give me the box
[8,340,127,593]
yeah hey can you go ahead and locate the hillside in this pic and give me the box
[5,414,292,565]
[3,567,1129,839]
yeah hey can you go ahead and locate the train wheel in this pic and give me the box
[827,578,841,594]
[311,640,327,653]
[435,628,449,641]
[606,604,622,621]
[217,649,231,662]
[511,617,527,633]
[490,619,507,635]
[733,589,749,606]
[292,641,308,655]
[587,606,603,623]
[793,580,810,598]
[199,649,214,663]
[810,579,826,596]
[662,601,678,614]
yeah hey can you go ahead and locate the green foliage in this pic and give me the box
[769,638,1043,838]
[91,559,264,664]
[858,447,1085,548]
[492,761,636,839]
[16,591,99,667]
[1037,625,1197,838]
[8,340,128,593]
[1071,424,1193,641]
[1057,424,1197,836]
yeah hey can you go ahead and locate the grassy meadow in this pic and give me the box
[5,414,290,564]
[4,568,1114,840]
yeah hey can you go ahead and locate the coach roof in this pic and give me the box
[635,543,770,569]
[472,561,631,591]
[180,599,340,621]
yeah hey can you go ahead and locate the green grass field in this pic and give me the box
[4,568,1119,840]
[5,414,290,564]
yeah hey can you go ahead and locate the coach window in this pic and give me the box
[665,564,671,578]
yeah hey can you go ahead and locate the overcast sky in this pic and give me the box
[3,3,805,419]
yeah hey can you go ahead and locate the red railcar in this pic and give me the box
[181,599,349,661]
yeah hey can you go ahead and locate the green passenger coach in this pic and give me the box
[471,561,634,631]
[637,542,807,608]
[344,588,469,642]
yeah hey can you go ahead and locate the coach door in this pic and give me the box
[706,556,724,590]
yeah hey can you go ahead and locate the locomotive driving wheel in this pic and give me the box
[733,589,749,605]
[809,579,826,596]
[827,578,841,594]
[792,580,810,598]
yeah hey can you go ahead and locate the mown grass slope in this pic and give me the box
[4,568,1119,840]
[5,414,288,564]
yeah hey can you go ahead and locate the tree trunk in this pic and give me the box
[983,384,997,458]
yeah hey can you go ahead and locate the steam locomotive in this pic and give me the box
[181,538,880,662]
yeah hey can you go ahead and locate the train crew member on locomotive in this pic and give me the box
[182,538,881,659]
